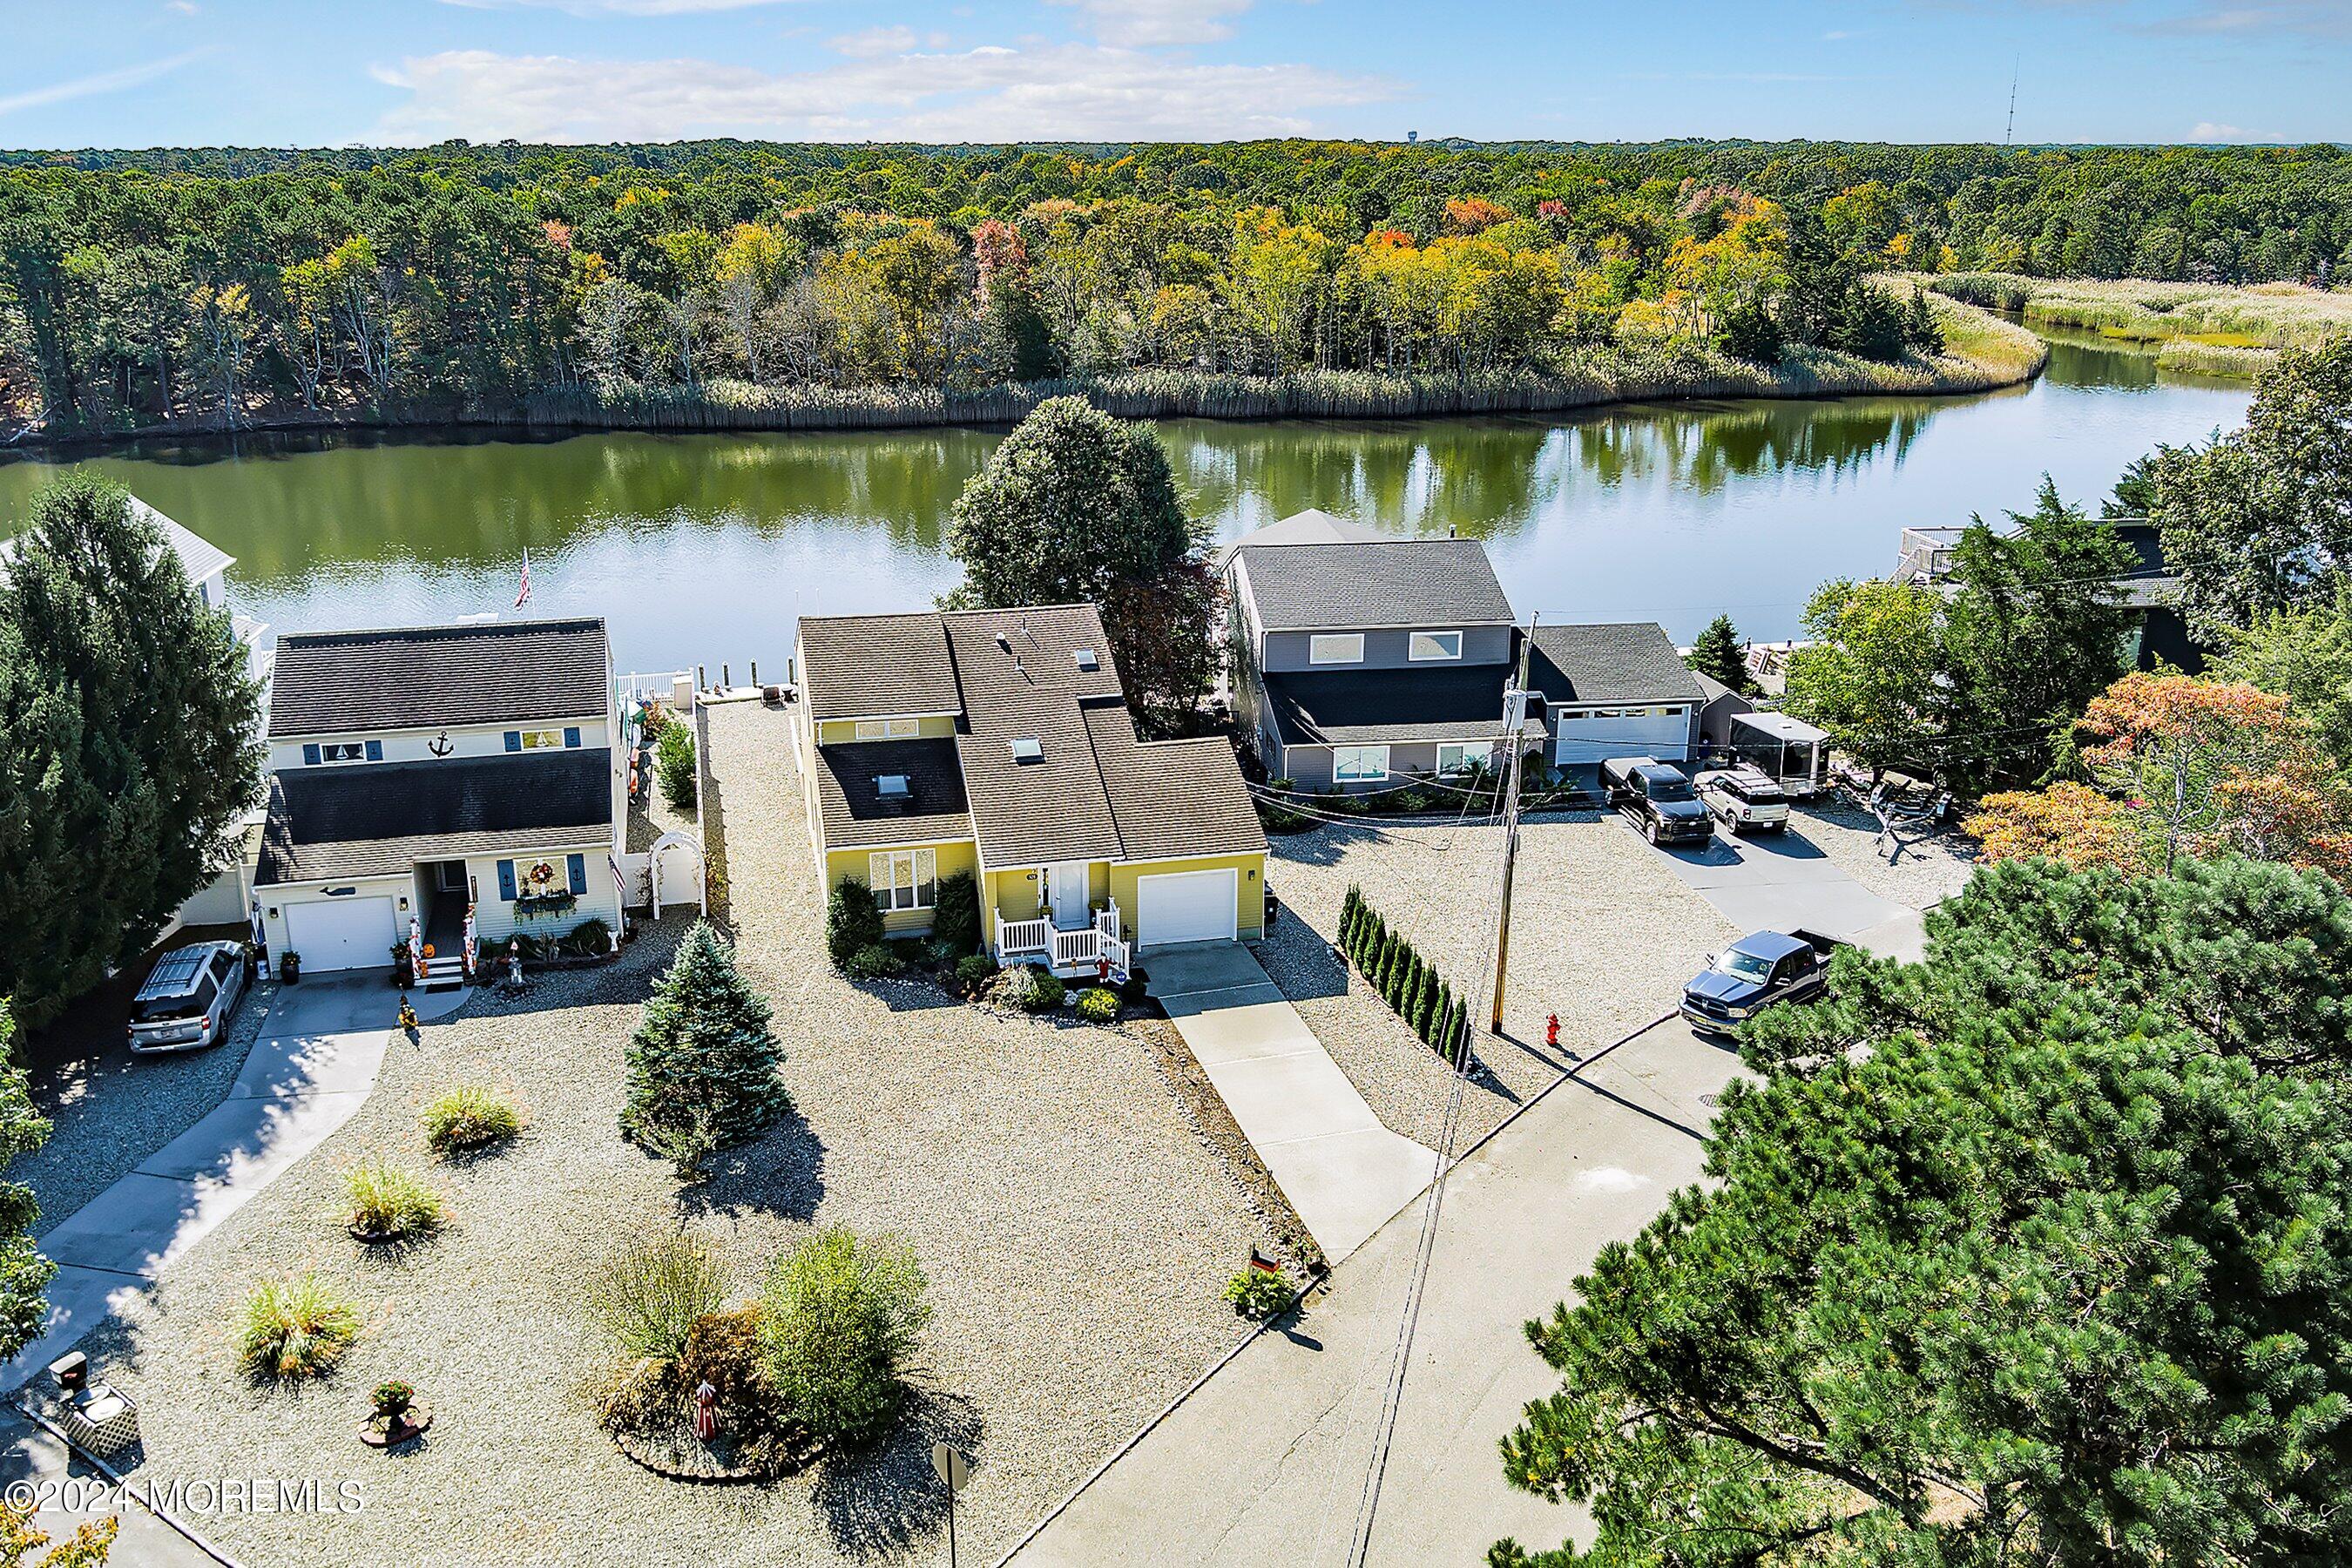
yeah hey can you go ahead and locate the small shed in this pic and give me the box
[1728,710,1830,797]
[1693,672,1755,756]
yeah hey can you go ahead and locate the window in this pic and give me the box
[1409,630,1463,662]
[1661,706,1686,718]
[875,774,910,799]
[1010,738,1044,762]
[1309,633,1365,665]
[1333,745,1389,783]
[1436,741,1494,775]
[869,848,936,912]
[855,717,923,740]
[517,728,568,750]
[303,740,379,765]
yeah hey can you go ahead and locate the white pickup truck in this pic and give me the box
[1693,764,1791,834]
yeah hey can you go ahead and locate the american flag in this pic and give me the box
[514,548,532,608]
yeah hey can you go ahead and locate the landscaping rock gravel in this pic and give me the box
[77,698,1276,1568]
[1794,799,1979,913]
[1260,811,1738,1152]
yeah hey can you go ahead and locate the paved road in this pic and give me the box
[1004,1017,1740,1568]
[1637,820,1927,959]
[0,1407,220,1566]
[6,975,470,1391]
[1149,944,1437,1262]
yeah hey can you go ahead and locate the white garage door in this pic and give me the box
[285,896,397,973]
[1137,868,1237,948]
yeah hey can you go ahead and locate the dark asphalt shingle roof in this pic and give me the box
[1085,709,1266,862]
[810,737,971,849]
[268,618,609,738]
[799,614,963,720]
[1234,538,1515,632]
[1528,623,1705,707]
[1262,664,1515,748]
[257,749,612,884]
[946,607,1129,868]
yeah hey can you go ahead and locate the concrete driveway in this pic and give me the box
[1148,944,1436,1262]
[1637,821,1925,956]
[1003,1017,1740,1568]
[7,972,468,1390]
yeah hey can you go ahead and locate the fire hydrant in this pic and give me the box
[1545,1013,1561,1050]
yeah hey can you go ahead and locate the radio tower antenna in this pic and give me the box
[2004,57,2019,146]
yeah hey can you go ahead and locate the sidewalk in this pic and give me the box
[5,975,470,1390]
[0,1406,220,1567]
[1147,944,1437,1263]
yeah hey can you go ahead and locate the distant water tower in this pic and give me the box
[1407,130,1418,144]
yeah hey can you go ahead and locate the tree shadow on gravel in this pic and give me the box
[812,1385,986,1561]
[672,1100,827,1225]
[1256,919,1348,1002]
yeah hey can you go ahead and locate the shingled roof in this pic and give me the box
[256,749,611,884]
[1233,537,1515,632]
[1527,623,1706,707]
[799,604,1263,868]
[809,737,971,849]
[1261,663,1514,747]
[269,618,609,738]
[798,614,962,720]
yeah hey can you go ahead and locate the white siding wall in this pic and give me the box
[258,874,412,964]
[463,846,626,943]
[267,717,611,772]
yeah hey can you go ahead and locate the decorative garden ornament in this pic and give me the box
[409,916,428,981]
[693,1381,719,1442]
[462,904,477,979]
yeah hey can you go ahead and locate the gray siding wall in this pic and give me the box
[1281,739,1500,790]
[1260,624,1513,673]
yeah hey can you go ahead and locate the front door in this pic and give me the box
[1048,862,1091,929]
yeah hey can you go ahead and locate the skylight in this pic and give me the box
[875,774,909,798]
[1074,647,1098,671]
[1010,738,1044,762]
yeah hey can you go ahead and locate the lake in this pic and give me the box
[0,335,2250,678]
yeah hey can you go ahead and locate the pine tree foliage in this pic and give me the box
[621,922,791,1175]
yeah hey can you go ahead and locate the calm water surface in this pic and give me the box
[0,336,2250,674]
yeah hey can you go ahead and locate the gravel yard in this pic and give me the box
[1260,811,1737,1151]
[17,932,268,1227]
[77,697,1278,1568]
[1794,798,1979,912]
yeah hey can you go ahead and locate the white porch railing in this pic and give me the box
[996,904,1127,977]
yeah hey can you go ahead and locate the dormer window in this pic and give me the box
[1010,738,1044,763]
[1409,630,1463,661]
[875,774,910,799]
[855,717,923,740]
[1309,633,1365,665]
[1074,647,1099,672]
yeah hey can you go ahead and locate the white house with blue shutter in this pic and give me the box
[252,618,625,975]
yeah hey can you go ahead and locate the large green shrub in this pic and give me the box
[759,1227,931,1446]
[929,869,980,956]
[827,875,885,965]
[620,922,790,1176]
[585,1230,730,1363]
[842,943,904,980]
[655,721,698,811]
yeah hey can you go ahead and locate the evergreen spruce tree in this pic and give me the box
[1377,931,1401,996]
[621,922,791,1177]
[1686,613,1758,698]
[1340,886,1363,952]
[1415,969,1439,1041]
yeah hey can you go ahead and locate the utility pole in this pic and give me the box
[2004,57,2019,147]
[1488,614,1538,1036]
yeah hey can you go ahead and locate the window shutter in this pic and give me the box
[364,739,382,761]
[497,860,517,901]
[564,727,581,748]
[504,731,522,753]
[302,743,321,766]
[566,854,588,895]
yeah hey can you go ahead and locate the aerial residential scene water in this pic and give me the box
[0,4,2348,1568]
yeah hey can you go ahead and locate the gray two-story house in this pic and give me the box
[1227,530,1521,789]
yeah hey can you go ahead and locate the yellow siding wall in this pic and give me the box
[814,715,958,745]
[825,838,979,936]
[1108,854,1267,943]
[984,861,1117,927]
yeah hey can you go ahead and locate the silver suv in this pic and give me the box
[127,942,250,1054]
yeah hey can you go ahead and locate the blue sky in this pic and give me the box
[0,0,2343,148]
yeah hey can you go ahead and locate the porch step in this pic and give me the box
[415,970,469,992]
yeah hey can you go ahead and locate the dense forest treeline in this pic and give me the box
[0,137,2338,440]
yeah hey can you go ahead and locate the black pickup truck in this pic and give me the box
[1600,756,1715,846]
[1680,928,1843,1033]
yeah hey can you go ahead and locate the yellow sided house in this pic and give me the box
[794,604,1267,977]
[254,618,627,977]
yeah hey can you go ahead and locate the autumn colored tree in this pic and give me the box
[1968,672,2352,876]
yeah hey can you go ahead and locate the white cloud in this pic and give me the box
[437,0,808,15]
[1045,0,1259,46]
[371,44,1393,143]
[2187,118,2260,139]
[0,49,211,118]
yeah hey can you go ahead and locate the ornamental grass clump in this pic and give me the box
[421,1083,524,1156]
[344,1158,444,1240]
[238,1273,361,1380]
[585,1230,731,1363]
